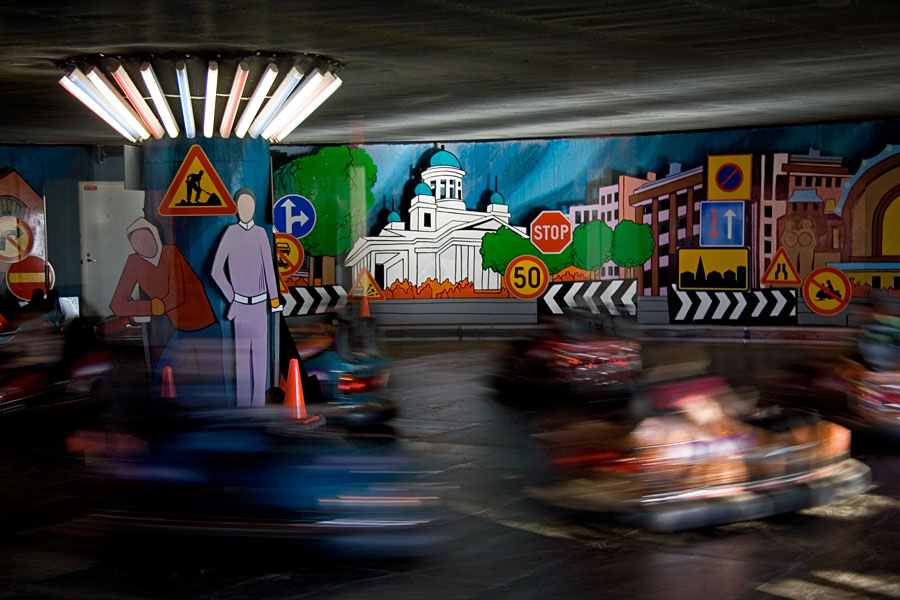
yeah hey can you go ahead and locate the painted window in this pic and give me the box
[424,213,432,228]
[575,212,582,224]
[832,228,839,248]
[764,205,773,218]
[592,210,598,220]
[764,224,772,237]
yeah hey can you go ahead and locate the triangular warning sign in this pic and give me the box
[761,247,802,286]
[159,145,237,216]
[349,267,385,301]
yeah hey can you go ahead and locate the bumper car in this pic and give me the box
[286,316,396,426]
[527,376,871,531]
[67,404,446,556]
[493,310,641,404]
[0,316,113,430]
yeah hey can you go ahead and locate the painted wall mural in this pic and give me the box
[0,169,49,302]
[274,118,900,319]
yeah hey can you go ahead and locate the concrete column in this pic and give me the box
[143,137,271,405]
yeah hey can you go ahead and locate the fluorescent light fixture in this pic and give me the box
[65,68,143,141]
[261,69,325,140]
[59,73,137,142]
[111,64,164,139]
[272,72,342,143]
[85,67,150,140]
[176,61,196,139]
[219,61,249,138]
[247,66,303,138]
[141,62,179,138]
[233,63,277,138]
[203,61,218,138]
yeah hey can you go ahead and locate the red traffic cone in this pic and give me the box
[360,293,370,318]
[161,366,177,399]
[284,358,320,424]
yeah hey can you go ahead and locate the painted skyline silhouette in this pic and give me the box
[680,256,747,290]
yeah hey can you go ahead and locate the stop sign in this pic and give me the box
[530,210,572,254]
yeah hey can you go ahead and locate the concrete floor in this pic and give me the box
[1,339,899,599]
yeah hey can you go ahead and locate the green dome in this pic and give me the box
[430,150,461,168]
[387,211,402,223]
[414,182,433,195]
[490,191,506,205]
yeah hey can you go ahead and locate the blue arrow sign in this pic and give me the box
[700,201,744,247]
[273,194,316,239]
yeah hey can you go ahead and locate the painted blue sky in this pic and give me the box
[282,118,900,231]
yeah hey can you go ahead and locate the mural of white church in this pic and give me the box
[345,149,527,290]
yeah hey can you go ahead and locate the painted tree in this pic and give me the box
[611,220,654,280]
[272,146,378,258]
[480,226,572,276]
[572,220,614,278]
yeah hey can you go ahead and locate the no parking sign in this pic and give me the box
[707,155,752,200]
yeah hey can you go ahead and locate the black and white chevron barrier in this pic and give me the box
[282,285,348,316]
[539,279,637,316]
[667,286,797,324]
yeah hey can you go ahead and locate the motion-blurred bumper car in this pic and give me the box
[287,316,396,426]
[493,310,641,404]
[67,405,446,556]
[0,316,113,429]
[527,376,871,531]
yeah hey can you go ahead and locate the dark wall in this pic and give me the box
[0,146,124,297]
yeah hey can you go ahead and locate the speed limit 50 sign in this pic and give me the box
[505,255,550,300]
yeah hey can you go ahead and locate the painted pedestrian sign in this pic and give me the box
[0,216,34,263]
[803,266,851,316]
[700,201,744,247]
[505,255,550,300]
[274,233,304,277]
[273,194,316,239]
[761,248,802,286]
[159,145,237,216]
[707,154,752,200]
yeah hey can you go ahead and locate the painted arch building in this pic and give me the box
[345,150,526,290]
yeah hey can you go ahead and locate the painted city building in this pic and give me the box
[345,149,526,290]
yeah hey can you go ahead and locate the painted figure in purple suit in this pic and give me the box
[211,188,282,407]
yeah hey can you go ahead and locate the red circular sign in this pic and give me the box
[504,255,550,300]
[0,216,34,264]
[530,210,572,255]
[715,163,744,193]
[803,266,851,316]
[6,255,54,301]
[274,233,304,277]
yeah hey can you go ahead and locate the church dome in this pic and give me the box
[414,182,433,196]
[430,150,461,169]
[387,211,402,223]
[490,191,506,205]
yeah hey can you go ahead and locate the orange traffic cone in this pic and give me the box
[161,366,177,399]
[360,293,370,318]
[284,358,310,420]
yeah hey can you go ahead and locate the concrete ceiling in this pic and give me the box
[3,0,900,146]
